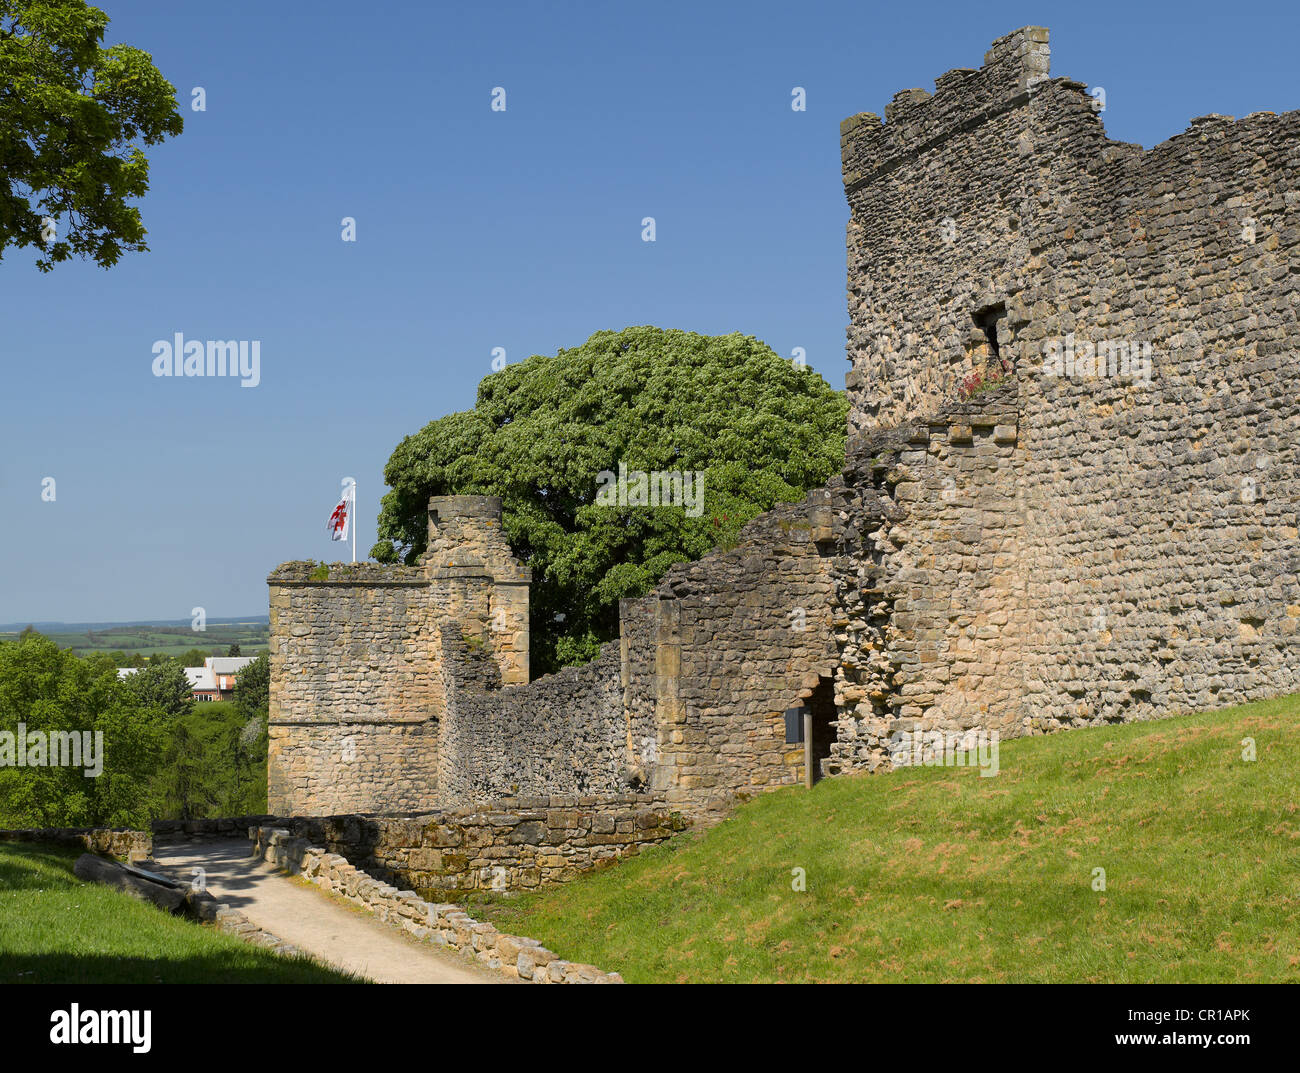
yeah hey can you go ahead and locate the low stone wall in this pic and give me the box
[152,816,279,839]
[0,826,151,861]
[276,794,687,896]
[253,826,622,983]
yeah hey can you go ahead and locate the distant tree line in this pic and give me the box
[103,643,253,668]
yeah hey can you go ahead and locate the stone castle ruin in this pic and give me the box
[269,27,1298,842]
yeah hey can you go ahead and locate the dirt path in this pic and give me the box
[153,838,503,984]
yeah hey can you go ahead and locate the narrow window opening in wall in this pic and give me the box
[972,303,1008,368]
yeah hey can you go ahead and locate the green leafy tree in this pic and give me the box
[225,651,269,812]
[156,652,270,819]
[104,650,147,668]
[232,652,268,717]
[120,659,193,719]
[217,707,267,815]
[0,0,184,271]
[226,643,241,657]
[156,718,219,820]
[170,647,213,668]
[0,633,169,827]
[372,327,849,674]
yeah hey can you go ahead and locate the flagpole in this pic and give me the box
[352,479,357,563]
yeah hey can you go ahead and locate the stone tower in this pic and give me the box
[266,494,530,814]
[423,495,530,685]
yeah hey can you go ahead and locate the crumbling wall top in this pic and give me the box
[841,26,1053,192]
[266,560,425,585]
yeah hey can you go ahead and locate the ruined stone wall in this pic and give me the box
[269,474,845,821]
[272,795,685,897]
[267,497,535,816]
[646,492,841,815]
[840,26,1051,435]
[828,385,1028,770]
[438,630,628,805]
[0,826,151,862]
[267,562,443,815]
[423,495,530,686]
[267,721,440,816]
[1014,86,1300,728]
[836,25,1300,755]
[430,485,843,817]
[618,595,660,783]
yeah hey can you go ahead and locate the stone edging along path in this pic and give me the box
[251,826,623,984]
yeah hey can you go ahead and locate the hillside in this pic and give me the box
[479,693,1300,983]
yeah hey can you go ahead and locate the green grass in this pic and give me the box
[0,844,361,983]
[478,693,1300,983]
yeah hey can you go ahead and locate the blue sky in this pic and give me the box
[1,0,1295,624]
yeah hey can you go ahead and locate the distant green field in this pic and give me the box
[0,622,269,659]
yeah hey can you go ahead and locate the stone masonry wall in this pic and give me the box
[836,25,1300,749]
[423,495,530,686]
[0,826,151,862]
[267,497,532,816]
[270,489,844,821]
[827,383,1027,770]
[1013,77,1300,727]
[267,562,442,814]
[647,492,841,815]
[271,795,685,897]
[438,631,627,804]
[431,482,845,819]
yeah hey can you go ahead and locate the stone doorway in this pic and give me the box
[806,676,838,784]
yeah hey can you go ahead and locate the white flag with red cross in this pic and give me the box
[327,485,352,542]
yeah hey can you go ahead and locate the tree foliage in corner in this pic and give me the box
[372,327,849,676]
[0,0,184,270]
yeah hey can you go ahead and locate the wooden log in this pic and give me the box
[73,853,188,913]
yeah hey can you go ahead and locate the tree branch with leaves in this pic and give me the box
[0,0,183,271]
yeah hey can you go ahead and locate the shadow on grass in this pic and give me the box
[0,842,88,889]
[1,842,366,984]
[0,951,363,985]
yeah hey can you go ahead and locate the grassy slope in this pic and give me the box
[480,694,1300,983]
[0,843,360,983]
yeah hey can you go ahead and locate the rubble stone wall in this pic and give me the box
[835,25,1300,759]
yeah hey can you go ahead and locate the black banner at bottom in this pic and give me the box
[0,982,1289,1062]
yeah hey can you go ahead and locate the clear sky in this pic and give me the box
[1,0,1295,624]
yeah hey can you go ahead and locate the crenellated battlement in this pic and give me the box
[841,26,1055,193]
